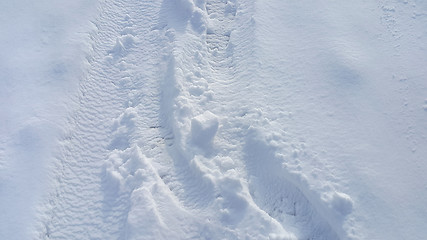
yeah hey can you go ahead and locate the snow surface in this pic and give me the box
[1,0,427,239]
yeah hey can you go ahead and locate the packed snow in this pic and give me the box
[1,0,426,239]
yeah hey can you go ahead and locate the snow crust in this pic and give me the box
[1,0,427,239]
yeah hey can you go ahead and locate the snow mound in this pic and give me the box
[326,191,354,216]
[191,111,219,148]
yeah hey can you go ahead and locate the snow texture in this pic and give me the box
[1,0,427,239]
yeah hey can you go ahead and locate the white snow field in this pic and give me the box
[1,0,427,239]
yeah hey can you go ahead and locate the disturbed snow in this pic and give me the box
[1,0,427,239]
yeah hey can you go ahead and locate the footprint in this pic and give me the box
[205,0,235,64]
[191,9,207,33]
[224,0,237,17]
[108,107,138,150]
[243,128,340,240]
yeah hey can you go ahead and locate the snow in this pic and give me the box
[1,0,427,239]
[191,111,219,149]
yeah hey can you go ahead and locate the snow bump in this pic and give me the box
[190,111,219,149]
[323,191,354,216]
